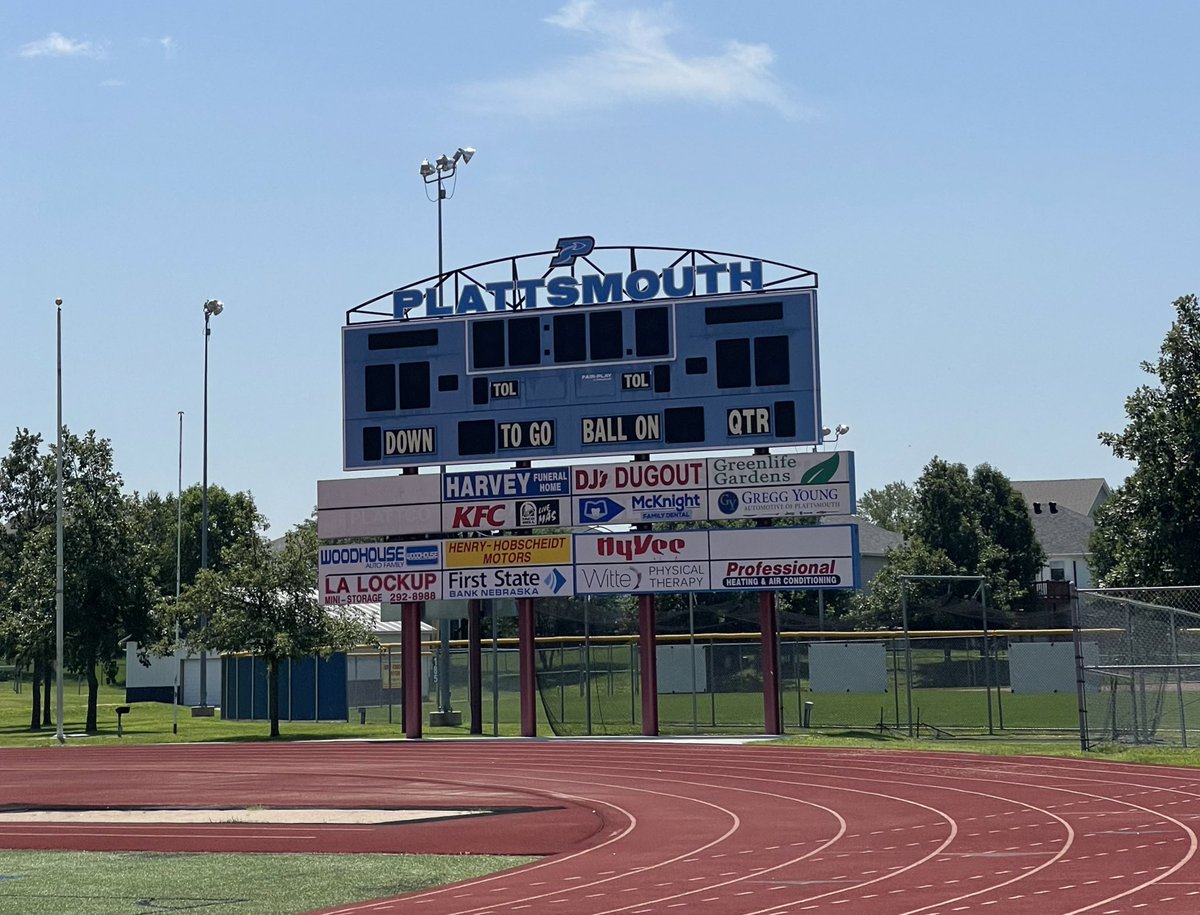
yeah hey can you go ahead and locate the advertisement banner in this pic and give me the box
[707,483,852,520]
[443,535,572,569]
[319,542,442,605]
[708,526,859,590]
[574,531,712,595]
[571,459,707,495]
[441,497,567,532]
[443,565,573,600]
[572,490,704,526]
[316,475,441,539]
[318,451,855,539]
[442,467,570,501]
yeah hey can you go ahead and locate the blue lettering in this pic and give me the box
[546,275,579,306]
[728,260,763,291]
[695,263,727,294]
[662,266,695,297]
[393,289,422,318]
[427,286,453,317]
[582,272,623,305]
[625,269,660,301]
[515,278,545,308]
[485,281,514,311]
[456,284,488,314]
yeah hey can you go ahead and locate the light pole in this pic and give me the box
[174,410,184,734]
[420,146,474,308]
[54,297,65,745]
[198,298,223,713]
[815,423,849,630]
[420,147,473,726]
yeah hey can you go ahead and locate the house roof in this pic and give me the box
[1011,478,1111,518]
[818,515,904,556]
[1027,504,1094,556]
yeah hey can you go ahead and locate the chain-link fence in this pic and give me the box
[330,585,1090,738]
[1076,586,1200,748]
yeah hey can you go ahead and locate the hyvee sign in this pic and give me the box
[318,527,860,602]
[316,451,855,538]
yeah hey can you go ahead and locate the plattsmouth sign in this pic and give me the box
[319,526,859,602]
[316,451,855,538]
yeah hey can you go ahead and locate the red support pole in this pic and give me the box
[518,597,537,737]
[639,593,659,736]
[468,599,483,735]
[759,591,781,735]
[402,601,423,739]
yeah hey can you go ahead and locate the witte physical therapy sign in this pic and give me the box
[319,526,859,603]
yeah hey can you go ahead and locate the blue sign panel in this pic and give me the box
[342,289,820,470]
[442,467,571,502]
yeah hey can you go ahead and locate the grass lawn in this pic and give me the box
[0,850,535,915]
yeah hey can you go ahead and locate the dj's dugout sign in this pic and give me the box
[317,451,855,539]
[318,526,859,603]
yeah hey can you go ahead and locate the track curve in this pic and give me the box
[2,741,1199,914]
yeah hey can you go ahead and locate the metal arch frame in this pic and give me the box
[345,245,819,323]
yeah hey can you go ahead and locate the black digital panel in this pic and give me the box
[364,364,396,412]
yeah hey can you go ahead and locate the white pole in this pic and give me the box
[174,411,183,735]
[54,298,65,745]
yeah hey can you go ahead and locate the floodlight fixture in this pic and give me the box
[203,298,223,317]
[420,145,476,310]
[836,423,850,435]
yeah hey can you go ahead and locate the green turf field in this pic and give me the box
[0,850,535,915]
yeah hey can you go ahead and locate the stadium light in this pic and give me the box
[197,298,223,714]
[419,145,476,309]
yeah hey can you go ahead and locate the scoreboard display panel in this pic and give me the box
[342,290,820,470]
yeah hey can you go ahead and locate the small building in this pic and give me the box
[1011,478,1112,589]
[124,603,434,721]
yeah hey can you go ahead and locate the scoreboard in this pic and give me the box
[342,289,820,470]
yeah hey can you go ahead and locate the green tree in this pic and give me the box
[857,481,916,534]
[62,431,156,731]
[133,484,264,600]
[853,457,1043,628]
[0,429,58,728]
[165,520,373,737]
[1092,294,1200,585]
[0,428,156,731]
[845,540,959,629]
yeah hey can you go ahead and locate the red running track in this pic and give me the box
[2,740,1199,914]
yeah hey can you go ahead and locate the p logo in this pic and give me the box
[549,235,596,268]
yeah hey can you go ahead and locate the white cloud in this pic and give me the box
[18,32,106,59]
[99,78,124,88]
[463,1,798,119]
[159,36,176,59]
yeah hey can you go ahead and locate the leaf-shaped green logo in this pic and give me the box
[801,453,841,486]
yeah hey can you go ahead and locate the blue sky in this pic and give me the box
[2,1,1197,535]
